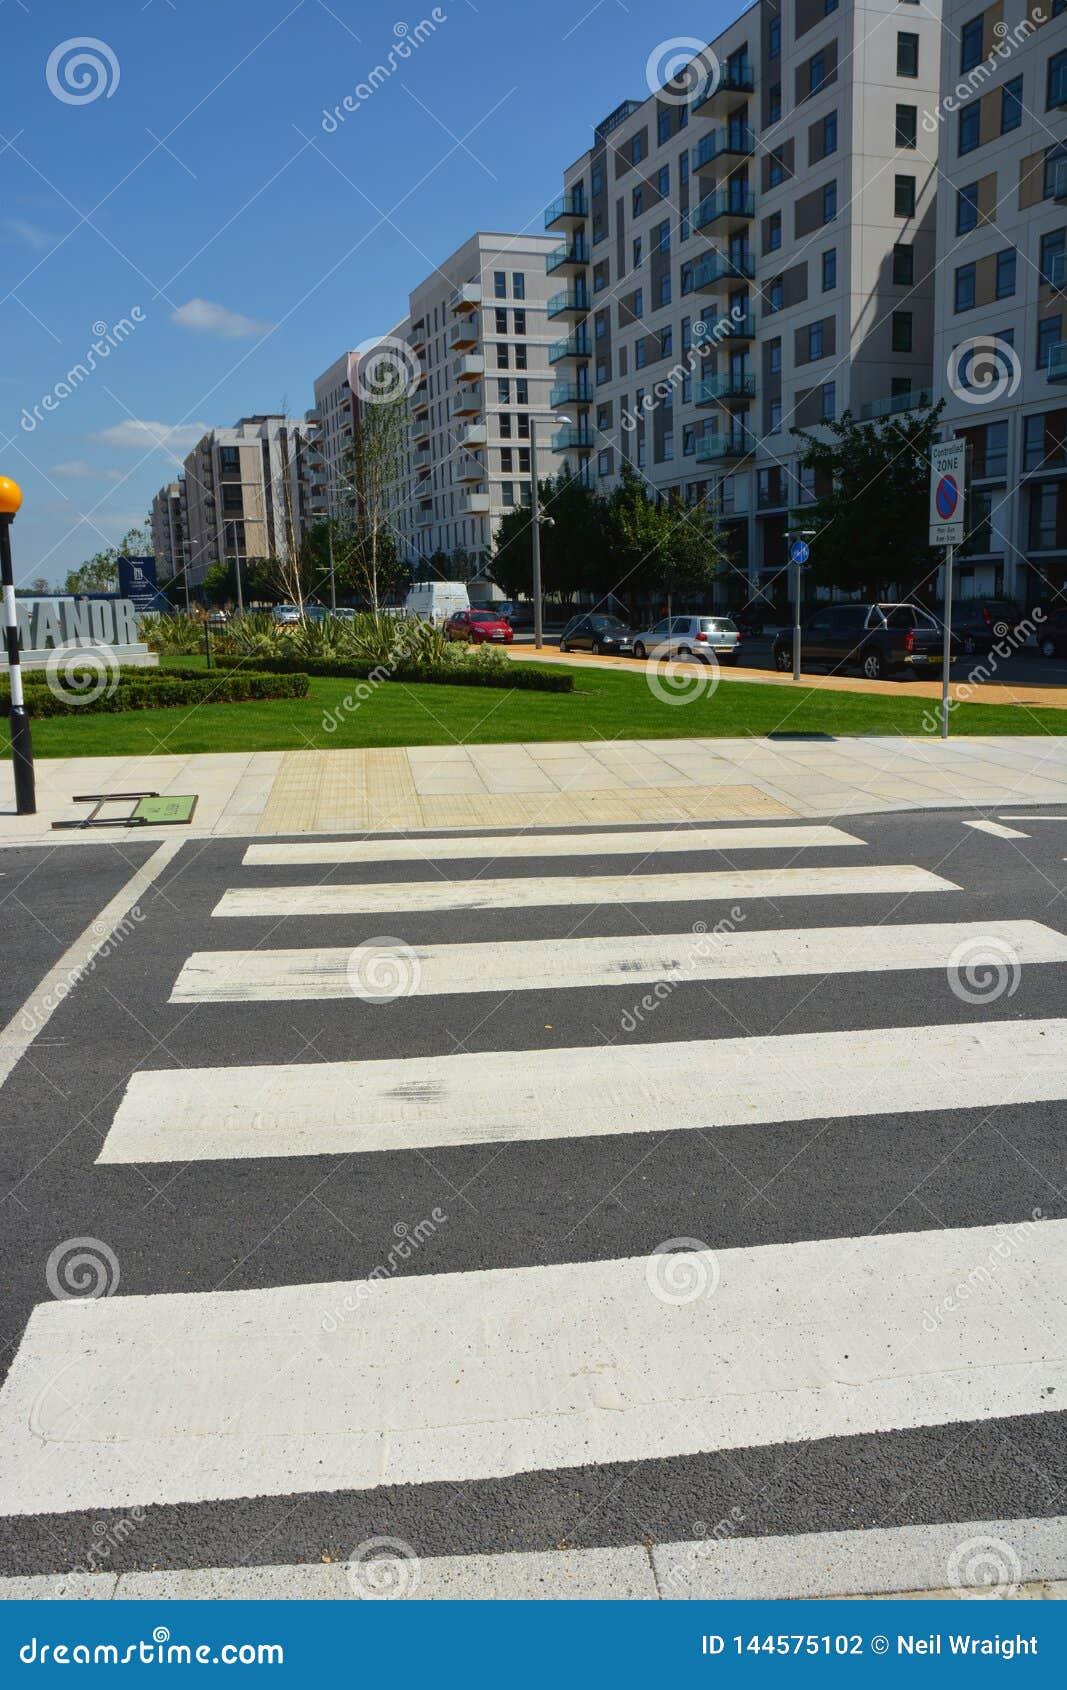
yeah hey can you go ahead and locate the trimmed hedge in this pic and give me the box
[204,653,575,694]
[9,669,310,716]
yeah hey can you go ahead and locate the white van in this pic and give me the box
[404,581,470,625]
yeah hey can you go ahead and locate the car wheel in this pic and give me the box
[560,642,570,653]
[592,641,603,655]
[632,641,647,660]
[962,635,977,656]
[862,650,884,680]
[773,646,791,671]
[1040,636,1058,659]
[676,645,692,659]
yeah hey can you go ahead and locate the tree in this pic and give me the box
[63,522,152,594]
[348,376,409,612]
[791,401,945,598]
[605,464,728,616]
[490,473,608,603]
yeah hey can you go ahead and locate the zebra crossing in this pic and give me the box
[1,813,1065,1585]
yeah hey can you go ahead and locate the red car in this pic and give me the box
[445,609,513,644]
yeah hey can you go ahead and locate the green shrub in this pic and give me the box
[10,669,309,716]
[204,653,573,693]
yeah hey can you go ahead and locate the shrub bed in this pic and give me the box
[204,653,575,694]
[9,669,310,716]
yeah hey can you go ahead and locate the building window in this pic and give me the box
[996,248,1017,298]
[768,211,782,251]
[634,287,644,318]
[810,51,827,92]
[891,311,913,352]
[769,400,783,433]
[595,311,607,340]
[822,111,838,155]
[683,423,696,456]
[515,379,528,404]
[1041,228,1066,284]
[808,321,825,359]
[593,263,607,293]
[822,248,836,290]
[769,17,781,58]
[662,325,673,357]
[495,308,507,334]
[895,174,916,216]
[769,83,782,123]
[957,182,979,234]
[679,151,690,186]
[632,236,643,268]
[960,18,983,73]
[768,278,784,312]
[514,309,526,335]
[658,109,670,144]
[656,218,671,252]
[501,482,515,506]
[499,449,513,473]
[631,132,644,164]
[1001,76,1023,133]
[954,263,977,312]
[494,271,506,298]
[892,243,914,285]
[662,431,674,460]
[895,104,917,147]
[659,273,672,307]
[822,180,837,221]
[958,104,980,154]
[821,382,836,421]
[897,33,919,77]
[1049,50,1067,109]
[496,343,509,369]
[658,164,669,196]
[681,260,694,295]
[515,344,528,370]
[512,273,525,299]
[769,337,782,373]
[1038,315,1062,369]
[497,379,510,403]
[632,186,643,217]
[592,163,603,196]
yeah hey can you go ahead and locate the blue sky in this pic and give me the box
[1,0,737,586]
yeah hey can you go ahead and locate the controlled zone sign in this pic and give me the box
[929,439,967,547]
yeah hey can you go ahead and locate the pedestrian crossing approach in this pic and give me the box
[2,814,1066,1582]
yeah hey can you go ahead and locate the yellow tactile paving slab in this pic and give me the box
[257,750,796,834]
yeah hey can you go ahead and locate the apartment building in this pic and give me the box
[176,414,324,589]
[312,349,360,521]
[149,481,185,586]
[544,0,942,610]
[389,231,559,573]
[932,0,1067,611]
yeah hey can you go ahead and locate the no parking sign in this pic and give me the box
[929,439,967,547]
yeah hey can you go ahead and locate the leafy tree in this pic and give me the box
[490,473,608,603]
[791,402,945,598]
[63,522,152,594]
[605,465,728,616]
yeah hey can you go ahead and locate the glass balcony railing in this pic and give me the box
[691,126,758,171]
[692,59,755,110]
[1049,252,1066,291]
[548,330,592,363]
[546,237,590,273]
[546,287,590,319]
[544,188,587,228]
[550,381,594,407]
[692,188,756,229]
[693,251,755,287]
[859,388,933,420]
[696,374,757,403]
[695,428,758,462]
[1047,342,1067,382]
[551,426,595,450]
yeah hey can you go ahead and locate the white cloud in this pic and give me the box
[93,419,208,454]
[3,218,50,251]
[52,459,123,482]
[169,297,274,339]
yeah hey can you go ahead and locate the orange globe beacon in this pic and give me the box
[0,476,23,516]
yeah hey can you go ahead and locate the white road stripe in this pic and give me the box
[212,864,958,919]
[963,820,1030,839]
[98,1016,1067,1164]
[243,825,865,866]
[1,1221,1062,1516]
[169,920,1067,1004]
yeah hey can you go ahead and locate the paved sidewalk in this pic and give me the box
[3,735,1067,843]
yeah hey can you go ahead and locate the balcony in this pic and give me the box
[408,318,427,353]
[552,425,595,450]
[696,374,757,405]
[546,236,590,275]
[1049,252,1066,292]
[692,187,756,233]
[717,312,757,343]
[412,448,431,475]
[411,385,429,417]
[691,126,758,171]
[550,380,594,407]
[547,287,589,321]
[451,283,481,314]
[453,386,481,416]
[411,419,430,446]
[692,59,756,116]
[545,188,587,229]
[859,388,932,421]
[458,492,491,517]
[548,329,592,364]
[1047,343,1067,381]
[455,354,484,383]
[416,504,433,527]
[456,422,487,449]
[695,428,758,463]
[450,318,479,351]
[693,251,755,290]
[456,455,484,483]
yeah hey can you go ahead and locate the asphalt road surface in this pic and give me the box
[0,808,1065,1579]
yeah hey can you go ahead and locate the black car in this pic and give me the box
[1037,607,1067,658]
[559,613,636,655]
[949,599,1023,656]
[772,602,958,680]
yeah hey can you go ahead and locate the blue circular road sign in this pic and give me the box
[790,540,810,565]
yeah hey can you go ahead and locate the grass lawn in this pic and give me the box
[4,655,1066,758]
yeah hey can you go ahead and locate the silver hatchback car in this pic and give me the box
[631,615,742,665]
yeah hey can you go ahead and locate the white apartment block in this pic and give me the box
[546,0,942,612]
[312,349,359,522]
[176,414,324,590]
[149,481,185,585]
[932,0,1067,611]
[389,231,559,572]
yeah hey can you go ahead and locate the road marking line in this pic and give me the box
[963,820,1030,839]
[212,864,958,919]
[242,824,865,866]
[99,1016,1067,1164]
[170,920,1067,1004]
[0,839,184,1093]
[0,1220,1062,1515]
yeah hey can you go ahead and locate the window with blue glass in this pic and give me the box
[995,248,1017,299]
[822,248,837,290]
[662,325,673,357]
[810,51,826,92]
[823,180,837,221]
[769,84,782,123]
[658,165,669,196]
[1040,228,1065,284]
[768,148,785,187]
[768,278,784,312]
[1049,49,1067,108]
[769,17,781,58]
[821,382,836,420]
[635,337,647,368]
[958,103,980,154]
[680,151,690,185]
[768,211,782,251]
[631,133,644,164]
[1038,315,1062,369]
[658,110,670,145]
[769,338,782,373]
[960,18,983,74]
[897,33,919,77]
[955,262,976,312]
[808,321,824,359]
[823,111,838,155]
[657,219,670,252]
[632,187,643,217]
[659,273,672,307]
[957,183,979,233]
[1001,76,1023,133]
[634,287,644,317]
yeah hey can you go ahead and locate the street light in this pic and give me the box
[529,411,573,651]
[0,476,35,815]
[786,528,816,683]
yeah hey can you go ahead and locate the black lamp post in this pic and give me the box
[0,476,35,815]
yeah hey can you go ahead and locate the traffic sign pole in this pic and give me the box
[928,439,967,743]
[787,536,811,683]
[941,544,954,740]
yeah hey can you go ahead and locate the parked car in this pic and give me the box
[772,602,958,680]
[558,613,636,655]
[444,608,514,645]
[205,609,228,627]
[949,599,1023,656]
[271,603,301,626]
[495,600,535,629]
[630,615,742,665]
[1037,607,1067,658]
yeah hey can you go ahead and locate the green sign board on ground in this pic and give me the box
[131,795,199,825]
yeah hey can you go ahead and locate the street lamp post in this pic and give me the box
[786,528,816,684]
[0,477,36,815]
[529,412,573,651]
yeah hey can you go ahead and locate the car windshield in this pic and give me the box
[468,611,497,622]
[590,615,627,630]
[700,618,737,632]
